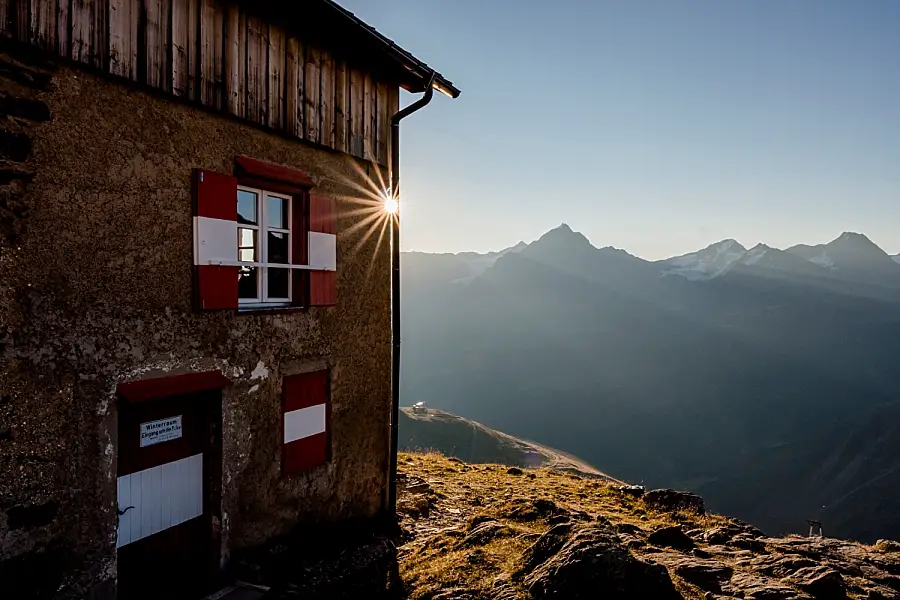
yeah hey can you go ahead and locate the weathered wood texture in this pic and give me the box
[0,0,395,164]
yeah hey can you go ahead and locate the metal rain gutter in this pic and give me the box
[386,73,437,516]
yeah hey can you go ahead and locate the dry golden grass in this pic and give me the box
[396,451,735,600]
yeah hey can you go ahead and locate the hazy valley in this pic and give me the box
[401,226,900,543]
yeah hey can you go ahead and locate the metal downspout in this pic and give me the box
[387,73,436,516]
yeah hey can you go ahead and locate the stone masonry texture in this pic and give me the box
[0,43,392,598]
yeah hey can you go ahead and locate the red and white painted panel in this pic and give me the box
[283,370,330,474]
[192,167,337,308]
[193,169,239,310]
[116,453,204,548]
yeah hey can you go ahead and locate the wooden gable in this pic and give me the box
[0,0,400,165]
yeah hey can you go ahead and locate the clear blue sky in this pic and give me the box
[340,0,900,260]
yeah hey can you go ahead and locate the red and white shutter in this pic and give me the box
[193,169,238,310]
[308,193,337,306]
[282,370,330,474]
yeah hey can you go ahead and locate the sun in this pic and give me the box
[383,197,398,214]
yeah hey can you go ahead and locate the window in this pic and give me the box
[193,161,335,312]
[237,186,293,306]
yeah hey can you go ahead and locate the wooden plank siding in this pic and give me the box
[1,0,399,165]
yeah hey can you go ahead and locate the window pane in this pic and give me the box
[268,268,289,299]
[267,196,287,229]
[268,231,289,264]
[239,248,255,262]
[238,228,257,261]
[238,190,258,225]
[238,266,258,299]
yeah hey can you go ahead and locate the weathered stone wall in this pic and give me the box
[0,43,392,598]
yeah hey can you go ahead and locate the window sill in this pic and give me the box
[237,304,307,315]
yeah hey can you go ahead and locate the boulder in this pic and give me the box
[785,565,847,599]
[876,540,900,554]
[730,572,814,599]
[547,515,571,526]
[644,489,705,514]
[647,525,697,552]
[523,526,682,599]
[614,523,645,536]
[675,558,733,593]
[520,523,574,574]
[507,467,524,476]
[618,485,645,497]
[502,498,564,522]
[651,554,733,593]
[728,533,768,553]
[704,522,766,545]
[740,554,818,578]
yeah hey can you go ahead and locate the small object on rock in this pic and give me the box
[644,488,706,514]
[448,457,463,463]
[692,548,711,559]
[618,484,646,497]
[785,565,845,599]
[647,525,696,552]
[507,467,524,475]
[526,473,536,479]
[547,514,571,525]
[595,515,612,526]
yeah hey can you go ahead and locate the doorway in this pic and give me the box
[116,386,222,599]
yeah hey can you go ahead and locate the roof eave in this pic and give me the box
[322,0,460,99]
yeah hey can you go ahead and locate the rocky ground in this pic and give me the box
[234,452,900,599]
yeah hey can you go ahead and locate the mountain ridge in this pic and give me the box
[406,225,900,290]
[401,223,900,542]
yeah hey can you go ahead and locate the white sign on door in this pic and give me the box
[140,416,183,447]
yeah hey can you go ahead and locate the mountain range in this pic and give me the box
[401,226,900,542]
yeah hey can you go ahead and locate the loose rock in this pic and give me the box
[524,526,683,599]
[643,488,706,514]
[785,565,846,599]
[648,525,696,552]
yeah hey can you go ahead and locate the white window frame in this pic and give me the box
[237,186,293,308]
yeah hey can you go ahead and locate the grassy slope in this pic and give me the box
[396,451,900,600]
[399,407,614,479]
[396,451,728,599]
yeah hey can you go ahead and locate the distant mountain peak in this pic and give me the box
[838,231,870,241]
[533,223,595,250]
[660,238,748,280]
[741,244,773,266]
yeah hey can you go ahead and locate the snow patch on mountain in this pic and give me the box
[741,244,770,266]
[660,239,747,280]
[810,252,835,269]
